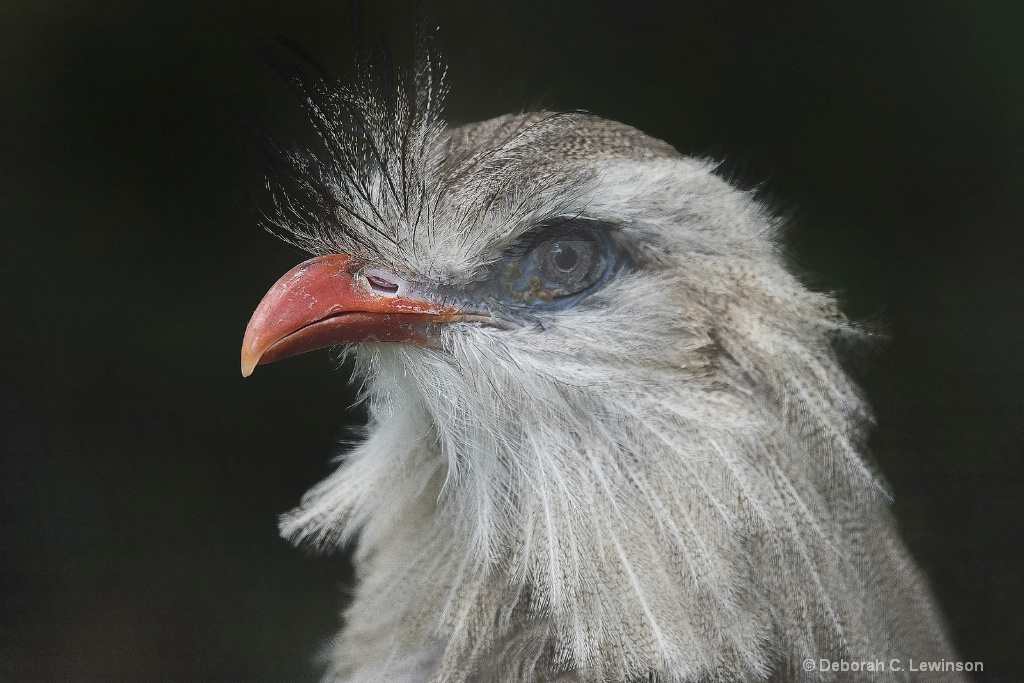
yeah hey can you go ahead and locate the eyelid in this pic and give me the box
[504,220,606,257]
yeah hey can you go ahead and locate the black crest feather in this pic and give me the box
[252,8,448,260]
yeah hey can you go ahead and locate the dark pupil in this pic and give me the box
[552,242,579,272]
[540,237,598,292]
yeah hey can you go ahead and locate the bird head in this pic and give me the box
[238,43,942,683]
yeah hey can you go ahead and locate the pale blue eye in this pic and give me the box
[488,227,617,310]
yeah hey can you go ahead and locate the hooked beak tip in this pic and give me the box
[240,343,260,377]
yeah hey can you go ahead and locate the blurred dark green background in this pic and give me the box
[2,1,1021,681]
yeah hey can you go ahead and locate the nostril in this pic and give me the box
[366,273,400,294]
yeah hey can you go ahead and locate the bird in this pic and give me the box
[241,36,968,683]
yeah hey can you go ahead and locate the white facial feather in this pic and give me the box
[262,52,966,683]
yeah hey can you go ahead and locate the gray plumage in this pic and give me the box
[252,42,967,683]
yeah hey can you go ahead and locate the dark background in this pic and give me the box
[2,1,1021,681]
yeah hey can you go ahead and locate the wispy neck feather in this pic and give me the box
[280,261,960,682]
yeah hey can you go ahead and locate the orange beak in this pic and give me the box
[241,254,460,377]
